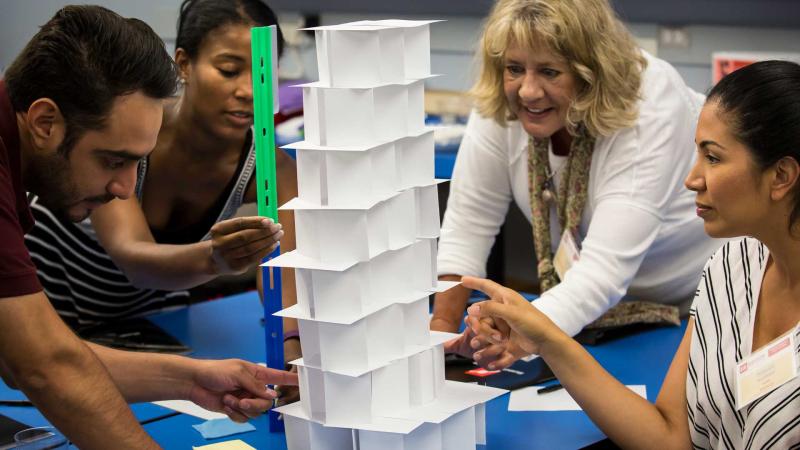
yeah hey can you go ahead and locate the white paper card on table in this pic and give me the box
[735,324,799,409]
[508,384,647,411]
[152,400,226,420]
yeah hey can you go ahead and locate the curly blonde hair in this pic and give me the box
[470,0,646,137]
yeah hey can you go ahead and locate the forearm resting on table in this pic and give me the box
[0,294,157,449]
[430,275,471,332]
[539,333,690,450]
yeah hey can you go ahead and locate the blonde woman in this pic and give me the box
[466,60,800,449]
[433,0,723,358]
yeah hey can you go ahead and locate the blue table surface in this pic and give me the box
[1,292,685,449]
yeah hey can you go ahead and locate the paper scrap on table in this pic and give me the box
[508,384,647,411]
[193,418,256,439]
[152,400,226,420]
[193,440,256,450]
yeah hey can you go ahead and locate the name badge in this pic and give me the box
[553,229,580,281]
[735,323,799,410]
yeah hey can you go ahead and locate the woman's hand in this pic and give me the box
[209,217,283,275]
[462,276,567,369]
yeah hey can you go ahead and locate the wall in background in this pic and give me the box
[2,1,798,289]
[2,1,800,94]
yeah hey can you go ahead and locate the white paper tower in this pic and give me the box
[266,20,504,449]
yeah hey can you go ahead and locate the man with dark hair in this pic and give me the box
[0,6,295,448]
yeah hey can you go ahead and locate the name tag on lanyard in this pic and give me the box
[553,229,580,281]
[735,323,799,409]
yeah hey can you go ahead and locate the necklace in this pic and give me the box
[541,157,567,205]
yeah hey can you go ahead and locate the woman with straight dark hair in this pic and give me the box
[25,0,299,343]
[466,60,800,449]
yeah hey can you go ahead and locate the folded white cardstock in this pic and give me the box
[290,332,454,378]
[278,401,424,436]
[266,240,457,324]
[302,20,440,88]
[298,304,404,375]
[301,82,426,148]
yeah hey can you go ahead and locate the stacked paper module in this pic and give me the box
[264,19,505,449]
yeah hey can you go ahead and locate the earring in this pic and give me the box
[179,78,187,85]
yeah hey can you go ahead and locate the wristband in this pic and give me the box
[283,329,300,342]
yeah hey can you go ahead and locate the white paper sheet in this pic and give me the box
[152,400,226,420]
[508,384,647,411]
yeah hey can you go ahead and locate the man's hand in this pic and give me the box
[188,359,298,423]
[276,338,301,407]
[462,276,567,370]
[209,217,283,275]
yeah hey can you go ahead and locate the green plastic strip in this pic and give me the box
[250,25,279,222]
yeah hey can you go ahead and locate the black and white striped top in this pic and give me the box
[687,237,800,449]
[24,134,256,327]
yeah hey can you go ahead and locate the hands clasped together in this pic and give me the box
[447,276,569,369]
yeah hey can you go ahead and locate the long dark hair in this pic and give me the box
[5,5,177,154]
[708,60,800,227]
[176,0,284,59]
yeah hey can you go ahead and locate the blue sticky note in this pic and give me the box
[192,418,256,440]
